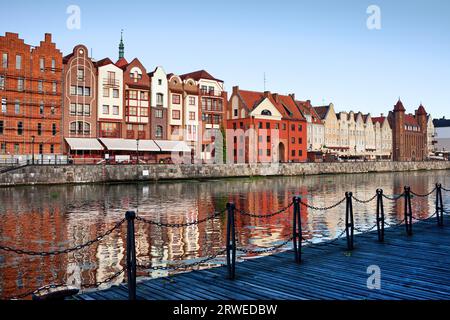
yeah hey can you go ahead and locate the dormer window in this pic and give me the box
[261,109,272,116]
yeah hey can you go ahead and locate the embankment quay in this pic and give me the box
[1,161,450,187]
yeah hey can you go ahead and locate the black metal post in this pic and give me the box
[31,135,35,165]
[404,186,413,236]
[292,196,302,264]
[436,183,444,226]
[376,189,385,242]
[125,211,137,300]
[345,192,354,250]
[226,203,236,280]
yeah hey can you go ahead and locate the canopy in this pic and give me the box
[99,138,160,152]
[154,140,192,153]
[65,138,104,151]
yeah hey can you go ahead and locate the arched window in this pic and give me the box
[261,109,272,116]
[70,121,91,135]
[156,125,163,139]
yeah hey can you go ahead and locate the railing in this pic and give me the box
[0,183,448,300]
[103,78,120,88]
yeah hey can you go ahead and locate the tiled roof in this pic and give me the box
[417,104,427,115]
[296,100,323,124]
[372,117,385,124]
[405,114,419,127]
[278,95,305,121]
[180,70,223,82]
[394,99,406,112]
[313,106,330,120]
[238,90,265,111]
[95,57,114,67]
[115,57,129,69]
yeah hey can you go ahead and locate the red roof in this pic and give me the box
[405,114,419,127]
[313,106,330,120]
[277,94,305,121]
[238,90,265,111]
[180,69,223,82]
[95,57,114,67]
[372,117,385,124]
[394,99,406,112]
[115,57,129,69]
[417,104,427,115]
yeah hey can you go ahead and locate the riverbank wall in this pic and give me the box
[1,161,450,187]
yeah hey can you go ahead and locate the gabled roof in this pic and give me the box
[180,69,223,82]
[115,57,129,69]
[417,104,427,116]
[238,90,266,111]
[372,117,385,125]
[405,114,419,127]
[394,99,406,112]
[277,95,305,121]
[313,106,330,120]
[295,100,323,124]
[95,57,114,67]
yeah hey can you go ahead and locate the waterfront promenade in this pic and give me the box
[74,216,450,300]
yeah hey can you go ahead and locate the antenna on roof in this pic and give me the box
[263,72,266,91]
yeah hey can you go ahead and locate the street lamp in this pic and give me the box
[136,138,140,165]
[31,135,35,165]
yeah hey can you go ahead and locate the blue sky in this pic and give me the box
[1,0,449,118]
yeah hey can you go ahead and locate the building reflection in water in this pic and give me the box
[0,170,449,298]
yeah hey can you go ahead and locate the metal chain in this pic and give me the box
[299,197,346,211]
[136,248,227,271]
[410,187,437,197]
[354,223,378,233]
[0,218,126,257]
[382,193,405,201]
[412,211,438,222]
[80,268,126,289]
[384,219,405,227]
[135,209,225,228]
[236,202,293,218]
[236,236,294,254]
[302,229,347,246]
[352,194,378,204]
[442,186,450,192]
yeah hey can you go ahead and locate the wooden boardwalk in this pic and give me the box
[74,218,450,300]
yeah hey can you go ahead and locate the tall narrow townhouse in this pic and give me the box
[117,58,150,140]
[167,74,184,141]
[182,76,200,150]
[62,45,98,151]
[336,111,350,157]
[293,98,325,155]
[96,58,124,138]
[148,66,168,140]
[372,114,392,160]
[0,32,62,157]
[363,114,376,159]
[180,70,227,161]
[313,104,339,156]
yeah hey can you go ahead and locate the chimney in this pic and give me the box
[381,113,384,117]
[233,85,239,94]
[45,33,52,42]
[290,93,295,100]
[264,91,271,98]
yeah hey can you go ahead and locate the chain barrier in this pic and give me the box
[384,219,405,227]
[299,197,346,211]
[0,218,126,257]
[302,229,347,246]
[352,194,378,204]
[382,193,405,201]
[236,237,294,254]
[442,186,450,192]
[354,223,378,233]
[135,209,225,228]
[412,211,438,222]
[136,248,227,271]
[410,187,437,197]
[236,202,293,218]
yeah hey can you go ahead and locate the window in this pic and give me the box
[209,86,214,94]
[172,94,181,104]
[266,122,270,129]
[261,109,272,116]
[156,125,163,139]
[2,53,7,68]
[282,124,286,130]
[0,75,4,90]
[201,85,207,94]
[77,69,84,81]
[189,112,195,121]
[172,110,180,119]
[17,78,24,91]
[113,89,119,98]
[84,104,90,116]
[140,91,148,100]
[2,98,7,113]
[267,149,271,156]
[70,103,76,115]
[156,93,164,105]
[234,109,238,117]
[77,86,83,96]
[129,107,137,116]
[140,108,148,117]
[102,105,109,114]
[15,144,20,154]
[51,59,56,73]
[298,138,302,144]
[52,81,57,94]
[39,101,44,115]
[155,109,163,118]
[70,86,76,95]
[1,143,6,154]
[299,150,303,157]
[291,150,295,157]
[38,80,43,93]
[103,88,109,97]
[189,97,196,105]
[52,123,57,136]
[291,124,295,131]
[84,87,90,96]
[291,137,295,144]
[77,104,83,115]
[50,144,54,154]
[112,105,119,115]
[40,58,45,72]
[158,79,162,85]
[14,100,20,114]
[0,120,3,134]
[37,123,42,136]
[127,124,133,131]
[298,124,303,131]
[39,143,43,154]
[16,55,22,70]
[17,122,23,135]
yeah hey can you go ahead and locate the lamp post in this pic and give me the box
[31,135,35,165]
[136,138,140,165]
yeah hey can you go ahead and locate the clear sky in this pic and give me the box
[1,0,449,118]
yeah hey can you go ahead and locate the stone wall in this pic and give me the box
[1,161,450,187]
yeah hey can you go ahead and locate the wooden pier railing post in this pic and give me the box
[436,183,444,226]
[292,196,302,264]
[404,187,413,236]
[226,203,236,280]
[376,189,385,242]
[345,192,354,250]
[125,211,137,300]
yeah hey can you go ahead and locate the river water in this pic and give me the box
[1,170,449,299]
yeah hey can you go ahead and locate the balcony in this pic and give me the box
[200,89,223,97]
[100,130,120,138]
[126,130,135,139]
[103,78,120,88]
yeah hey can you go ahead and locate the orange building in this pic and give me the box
[0,32,62,158]
[227,87,307,163]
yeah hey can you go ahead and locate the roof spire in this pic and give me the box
[119,29,125,59]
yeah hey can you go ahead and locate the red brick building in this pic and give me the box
[227,87,307,163]
[62,45,98,146]
[389,99,428,161]
[0,32,62,158]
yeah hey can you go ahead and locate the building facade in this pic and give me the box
[62,44,97,151]
[227,87,307,163]
[0,32,62,158]
[148,66,168,140]
[294,99,324,154]
[372,115,392,160]
[389,100,428,162]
